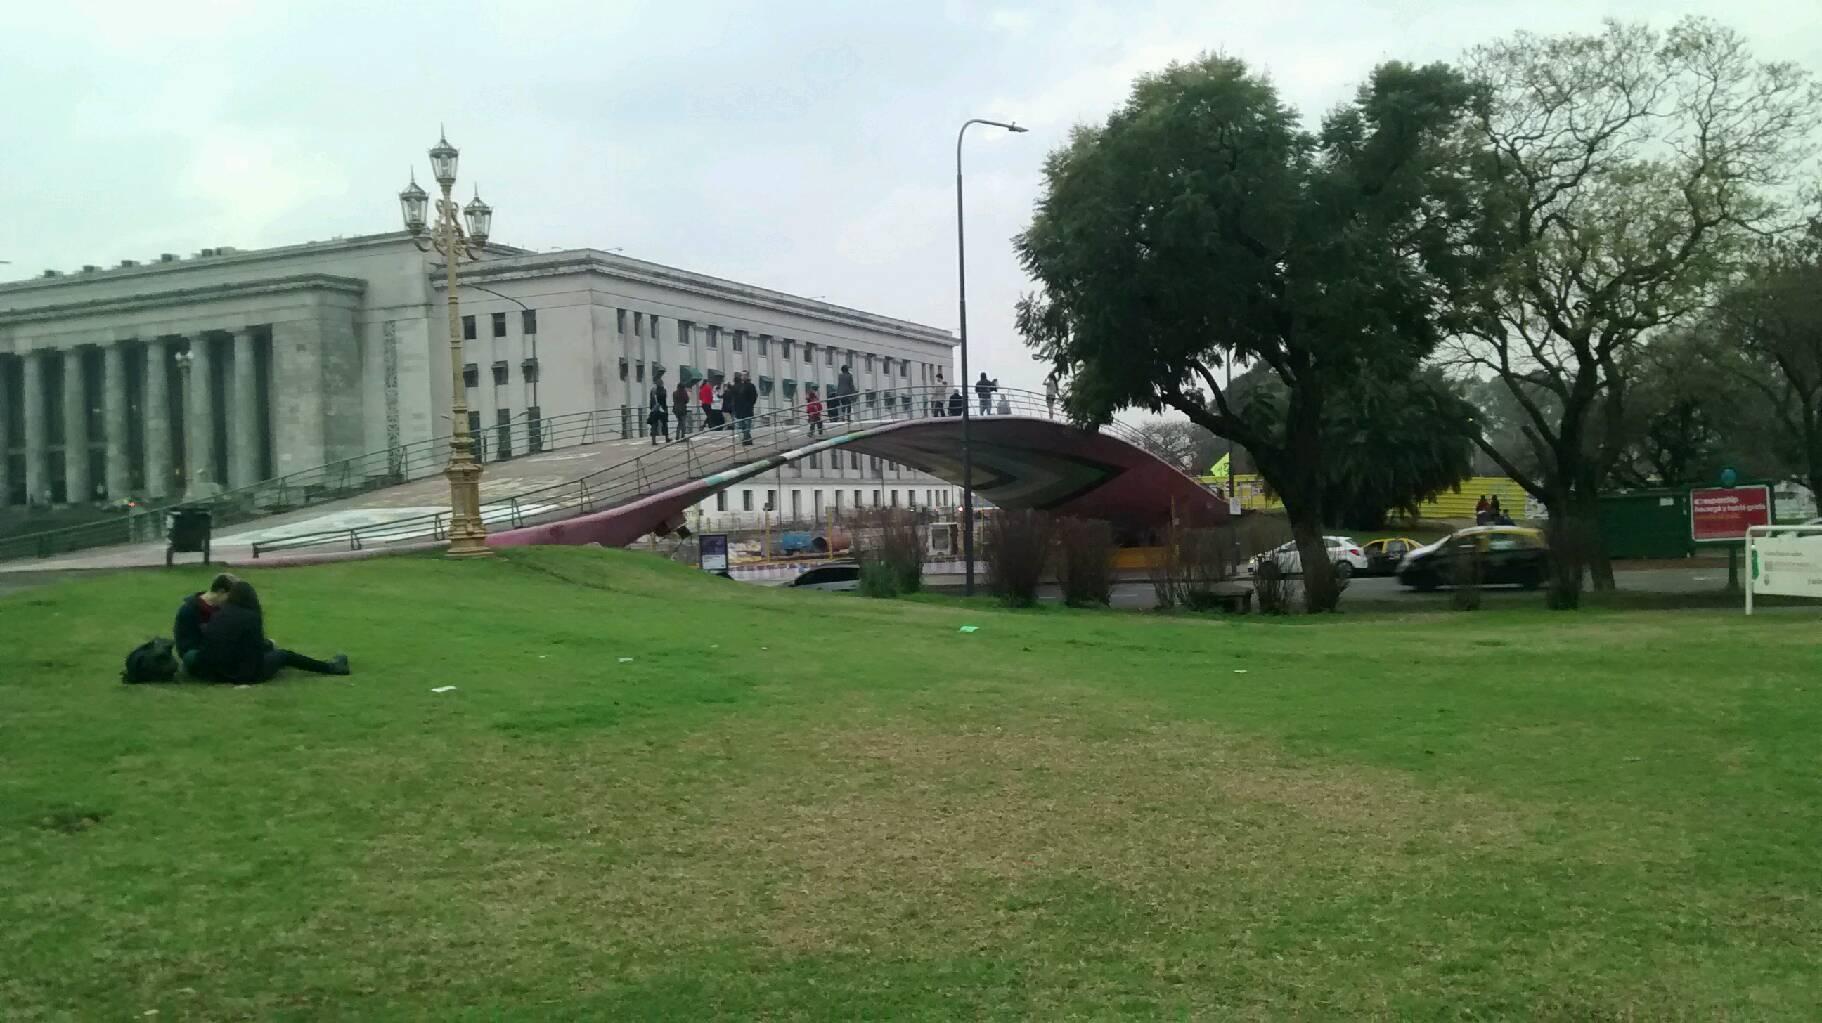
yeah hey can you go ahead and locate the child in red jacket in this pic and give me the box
[805,386,825,436]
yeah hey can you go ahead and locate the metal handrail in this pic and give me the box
[0,400,677,561]
[251,387,1139,557]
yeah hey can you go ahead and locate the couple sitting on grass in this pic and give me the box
[173,574,350,684]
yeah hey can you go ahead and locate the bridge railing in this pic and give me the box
[0,403,663,562]
[251,387,1132,558]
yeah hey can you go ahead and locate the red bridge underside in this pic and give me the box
[488,417,1228,550]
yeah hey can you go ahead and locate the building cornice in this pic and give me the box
[446,249,956,346]
[0,274,368,326]
[0,231,527,296]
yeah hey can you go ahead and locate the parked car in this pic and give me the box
[1360,537,1421,576]
[1248,536,1368,580]
[1396,526,1548,591]
[788,561,861,592]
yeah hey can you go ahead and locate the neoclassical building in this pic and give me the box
[0,233,959,515]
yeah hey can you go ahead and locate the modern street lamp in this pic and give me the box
[400,128,495,558]
[955,117,1027,596]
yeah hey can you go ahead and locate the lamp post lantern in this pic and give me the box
[954,117,1027,596]
[400,129,496,557]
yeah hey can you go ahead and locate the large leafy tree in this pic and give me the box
[1015,55,1486,611]
[1231,366,1477,529]
[1454,18,1821,608]
[1690,231,1822,500]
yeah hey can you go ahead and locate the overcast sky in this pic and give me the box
[3,1,1818,397]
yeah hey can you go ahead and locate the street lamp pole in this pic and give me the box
[399,129,495,558]
[955,117,1026,597]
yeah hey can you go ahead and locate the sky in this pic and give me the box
[3,0,1819,400]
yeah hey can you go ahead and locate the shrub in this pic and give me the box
[854,508,924,598]
[1151,521,1240,610]
[1056,517,1116,607]
[1253,560,1301,615]
[985,509,1054,607]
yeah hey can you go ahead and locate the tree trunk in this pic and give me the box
[1588,535,1617,591]
[1544,490,1601,610]
[1290,514,1340,613]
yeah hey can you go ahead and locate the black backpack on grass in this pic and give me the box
[122,638,178,684]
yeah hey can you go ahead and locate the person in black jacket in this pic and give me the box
[193,581,349,684]
[736,373,759,445]
[174,573,237,675]
[946,389,966,418]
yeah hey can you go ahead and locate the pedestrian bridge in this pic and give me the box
[249,389,1227,559]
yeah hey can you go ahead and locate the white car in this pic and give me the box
[1248,536,1368,580]
[788,561,861,592]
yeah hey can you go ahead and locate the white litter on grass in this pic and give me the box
[959,625,980,634]
[431,685,458,693]
[618,657,635,663]
[1234,669,1248,674]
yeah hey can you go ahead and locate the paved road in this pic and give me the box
[928,565,1740,610]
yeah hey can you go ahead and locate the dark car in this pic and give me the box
[1397,526,1548,591]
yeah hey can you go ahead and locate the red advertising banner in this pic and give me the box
[1690,485,1772,542]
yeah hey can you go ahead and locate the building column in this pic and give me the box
[144,339,172,501]
[103,342,130,500]
[184,335,215,497]
[22,352,47,506]
[63,347,91,504]
[0,358,11,507]
[229,328,260,488]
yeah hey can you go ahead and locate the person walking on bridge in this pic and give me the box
[735,372,759,446]
[837,364,857,423]
[719,377,738,432]
[699,377,718,430]
[805,385,825,436]
[1045,372,1060,416]
[647,372,670,445]
[672,378,693,440]
[976,372,998,416]
[947,389,966,418]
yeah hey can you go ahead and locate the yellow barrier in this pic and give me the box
[1200,474,1532,521]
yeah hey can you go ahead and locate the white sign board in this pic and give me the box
[1753,535,1822,599]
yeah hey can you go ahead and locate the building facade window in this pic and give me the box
[871,490,880,507]
[825,348,835,366]
[491,360,509,385]
[900,361,909,378]
[781,340,793,360]
[803,343,814,364]
[716,492,728,512]
[742,490,753,512]
[757,336,769,356]
[462,315,476,340]
[850,451,860,470]
[522,309,538,334]
[678,321,692,345]
[462,363,479,388]
[633,312,645,337]
[732,331,744,352]
[491,312,507,338]
[707,327,719,349]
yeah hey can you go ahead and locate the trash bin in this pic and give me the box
[166,507,213,566]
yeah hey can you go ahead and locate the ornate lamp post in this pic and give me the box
[400,129,495,557]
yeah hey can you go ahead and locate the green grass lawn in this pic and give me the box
[5,547,1822,1020]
